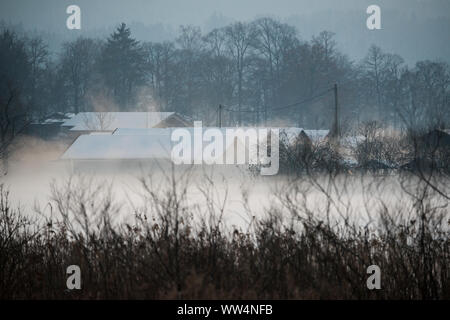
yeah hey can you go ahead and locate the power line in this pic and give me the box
[270,87,333,111]
[220,87,333,114]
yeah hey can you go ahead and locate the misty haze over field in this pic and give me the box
[1,0,450,65]
[0,0,449,300]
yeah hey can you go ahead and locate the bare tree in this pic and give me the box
[397,61,450,130]
[143,41,178,111]
[0,84,29,172]
[26,37,49,117]
[175,25,204,117]
[82,112,115,131]
[0,30,31,173]
[61,37,101,113]
[252,18,298,123]
[225,22,257,125]
[363,45,386,120]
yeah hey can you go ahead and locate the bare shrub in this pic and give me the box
[0,166,448,299]
[352,121,406,171]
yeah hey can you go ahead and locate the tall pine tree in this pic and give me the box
[99,23,146,110]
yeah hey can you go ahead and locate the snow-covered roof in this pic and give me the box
[279,128,329,144]
[61,128,259,161]
[31,113,75,125]
[61,112,175,131]
[302,130,329,142]
[114,127,328,138]
[61,127,330,161]
[61,134,173,160]
[113,128,174,135]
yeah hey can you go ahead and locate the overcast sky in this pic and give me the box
[1,0,449,64]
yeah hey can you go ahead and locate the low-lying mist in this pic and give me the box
[3,148,447,234]
[1,154,448,299]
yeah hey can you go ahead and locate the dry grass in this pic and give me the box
[0,163,448,300]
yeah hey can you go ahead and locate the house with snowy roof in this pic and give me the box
[60,127,329,165]
[24,112,74,140]
[61,112,192,133]
[61,127,251,163]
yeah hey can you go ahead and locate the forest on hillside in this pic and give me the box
[1,18,449,134]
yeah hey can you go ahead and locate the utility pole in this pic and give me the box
[333,83,339,138]
[264,104,267,127]
[218,104,222,128]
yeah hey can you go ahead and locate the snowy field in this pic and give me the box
[1,156,434,232]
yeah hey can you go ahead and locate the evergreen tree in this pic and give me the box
[99,23,146,110]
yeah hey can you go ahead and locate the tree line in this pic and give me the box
[1,18,449,132]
